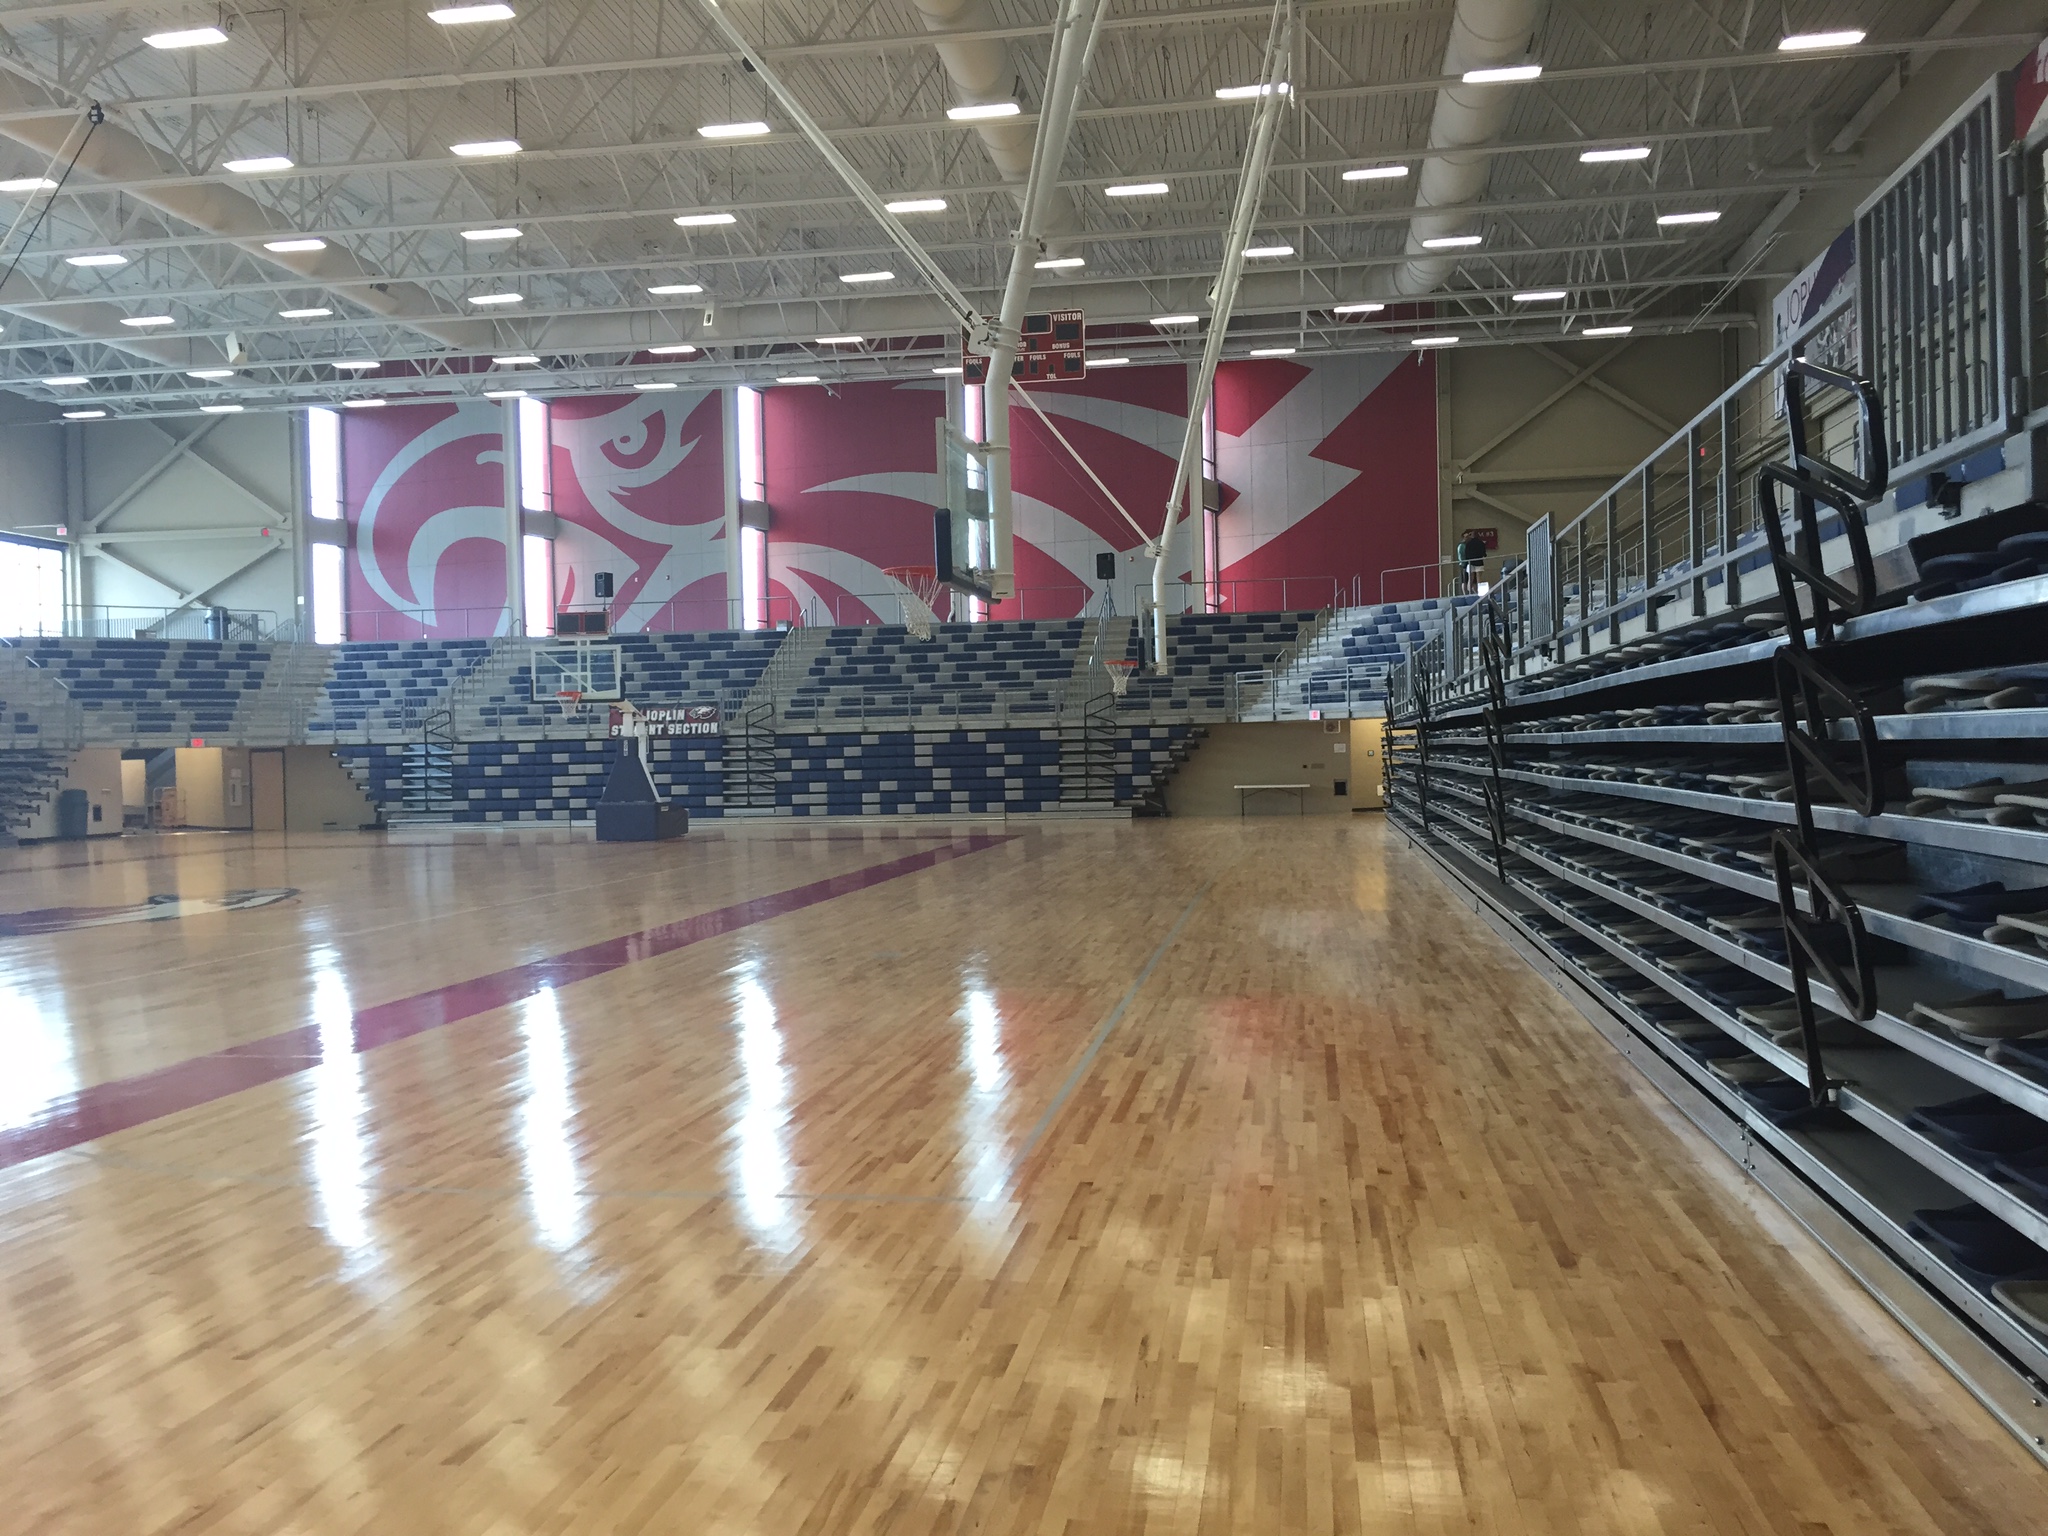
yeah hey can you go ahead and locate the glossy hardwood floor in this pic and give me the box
[0,818,2042,1534]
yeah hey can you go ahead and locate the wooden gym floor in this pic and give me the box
[0,818,2042,1535]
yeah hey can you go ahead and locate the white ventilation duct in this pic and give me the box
[0,80,492,359]
[907,0,1081,244]
[1386,0,1544,297]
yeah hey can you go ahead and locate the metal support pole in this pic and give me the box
[1720,396,1740,607]
[1639,464,1656,632]
[1153,0,1294,670]
[1687,424,1705,617]
[978,0,1108,599]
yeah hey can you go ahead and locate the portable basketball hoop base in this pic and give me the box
[595,698,689,842]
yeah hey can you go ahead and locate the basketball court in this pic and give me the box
[1,819,2040,1534]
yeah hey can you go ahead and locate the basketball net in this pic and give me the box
[1105,659,1138,698]
[884,565,945,641]
[556,690,596,731]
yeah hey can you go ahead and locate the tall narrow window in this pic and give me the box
[518,397,554,636]
[1201,394,1219,613]
[306,407,345,642]
[0,534,64,638]
[736,386,766,629]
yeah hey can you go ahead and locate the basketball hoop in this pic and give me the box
[883,564,947,641]
[555,689,597,731]
[1104,658,1139,698]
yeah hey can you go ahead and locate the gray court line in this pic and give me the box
[1005,882,1213,1184]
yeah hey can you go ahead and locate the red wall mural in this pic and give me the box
[343,400,508,640]
[1213,351,1439,609]
[761,378,947,626]
[550,390,729,632]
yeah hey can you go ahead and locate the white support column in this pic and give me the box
[502,398,525,638]
[62,422,86,630]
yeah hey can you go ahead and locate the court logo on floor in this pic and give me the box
[0,888,300,937]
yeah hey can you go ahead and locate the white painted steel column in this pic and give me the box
[722,385,743,630]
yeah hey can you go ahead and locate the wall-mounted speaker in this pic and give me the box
[1095,552,1116,581]
[594,571,615,599]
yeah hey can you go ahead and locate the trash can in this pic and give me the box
[56,788,89,840]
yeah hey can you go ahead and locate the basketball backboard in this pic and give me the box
[530,639,623,701]
[935,421,995,600]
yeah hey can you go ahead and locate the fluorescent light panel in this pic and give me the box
[263,237,327,252]
[62,409,106,420]
[817,334,863,344]
[1249,347,1297,357]
[1343,165,1408,181]
[468,292,523,305]
[430,4,517,22]
[1333,301,1385,314]
[647,283,704,295]
[634,381,679,390]
[1089,356,1130,367]
[334,360,379,370]
[1421,234,1481,249]
[145,27,228,49]
[1411,335,1460,347]
[342,398,388,408]
[840,270,893,283]
[1780,30,1865,51]
[947,102,1020,121]
[1151,313,1199,325]
[1580,145,1651,163]
[187,368,235,380]
[279,306,331,318]
[932,365,963,376]
[1215,82,1290,99]
[1463,64,1541,83]
[1105,182,1168,197]
[1581,324,1633,336]
[647,343,697,355]
[1242,244,1293,258]
[674,212,737,227]
[200,404,244,414]
[1513,289,1567,302]
[224,156,293,174]
[450,139,522,157]
[66,253,126,267]
[44,375,88,386]
[120,315,175,327]
[777,374,820,384]
[484,389,527,399]
[885,197,948,213]
[462,226,522,240]
[492,354,540,365]
[698,121,769,139]
[1034,255,1085,269]
[0,176,58,191]
[1657,210,1721,226]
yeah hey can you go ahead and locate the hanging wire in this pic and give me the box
[0,102,107,302]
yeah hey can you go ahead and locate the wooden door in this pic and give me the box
[250,749,287,832]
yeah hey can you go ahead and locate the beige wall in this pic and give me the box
[17,747,123,839]
[1164,721,1368,817]
[1437,331,1734,584]
[173,746,254,829]
[282,747,379,832]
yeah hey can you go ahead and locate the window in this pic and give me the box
[309,544,345,645]
[736,386,767,628]
[518,398,554,637]
[0,534,64,638]
[522,534,553,638]
[306,407,346,643]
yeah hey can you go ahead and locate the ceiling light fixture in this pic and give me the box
[633,381,679,391]
[1333,301,1386,314]
[698,120,770,139]
[1215,82,1291,100]
[647,343,697,355]
[484,389,527,399]
[1463,63,1541,83]
[1343,165,1409,181]
[430,4,517,22]
[44,375,88,386]
[120,315,175,327]
[200,403,245,414]
[492,354,540,365]
[647,283,704,296]
[1580,145,1651,163]
[279,306,331,318]
[263,237,328,253]
[777,374,821,384]
[1242,244,1293,258]
[840,270,894,284]
[673,212,737,227]
[1249,346,1297,357]
[1421,234,1482,249]
[1513,289,1568,302]
[66,252,127,267]
[1780,29,1865,51]
[468,292,524,305]
[885,197,948,213]
[187,368,235,380]
[342,398,388,408]
[1581,324,1633,337]
[1657,210,1721,226]
[0,176,58,192]
[145,26,228,49]
[1089,357,1133,368]
[1410,335,1460,347]
[1151,313,1200,326]
[462,226,522,241]
[947,102,1020,121]
[62,409,106,420]
[933,365,964,376]
[817,334,863,344]
[224,156,294,174]
[334,360,379,371]
[1034,255,1085,269]
[450,139,522,158]
[1105,182,1169,197]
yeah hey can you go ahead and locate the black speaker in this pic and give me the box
[594,570,615,599]
[1095,551,1116,581]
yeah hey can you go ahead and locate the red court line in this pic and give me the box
[0,833,1015,1172]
